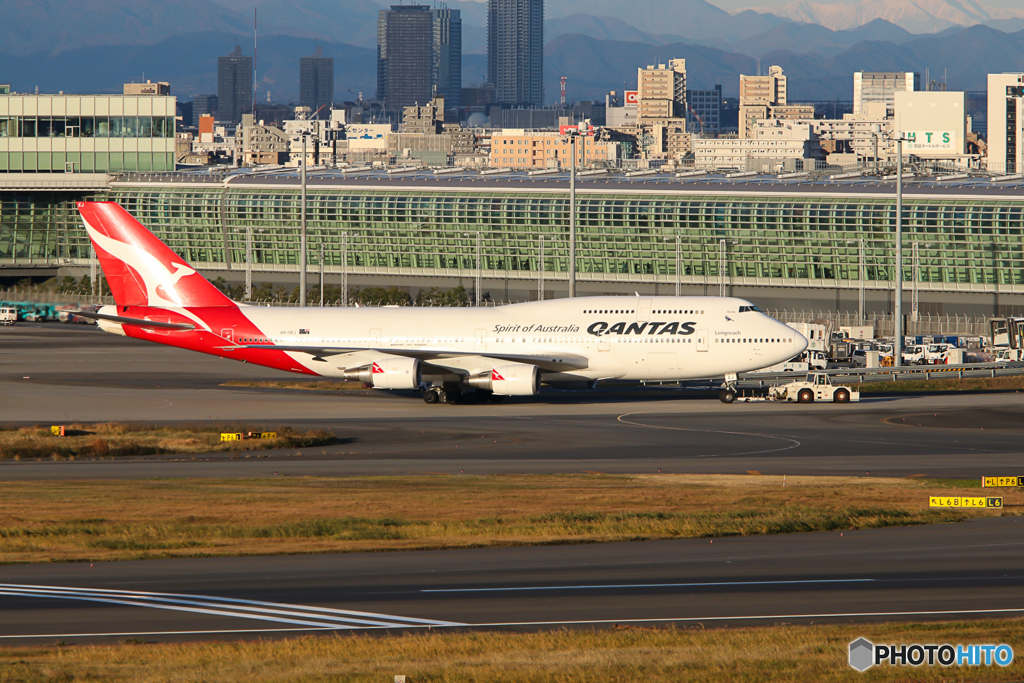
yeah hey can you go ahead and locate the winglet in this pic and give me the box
[77,202,234,308]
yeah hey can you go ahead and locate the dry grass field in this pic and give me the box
[0,474,1015,563]
[2,619,1023,682]
[0,423,338,460]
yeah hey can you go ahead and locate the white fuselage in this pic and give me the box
[232,296,806,383]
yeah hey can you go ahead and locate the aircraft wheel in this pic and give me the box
[423,389,440,404]
[797,389,814,404]
[719,389,737,404]
[834,388,850,403]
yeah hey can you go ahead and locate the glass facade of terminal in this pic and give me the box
[3,184,1024,293]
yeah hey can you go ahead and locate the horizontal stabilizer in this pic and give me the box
[71,310,196,331]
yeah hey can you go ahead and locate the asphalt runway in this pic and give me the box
[2,323,1024,479]
[1,517,1022,644]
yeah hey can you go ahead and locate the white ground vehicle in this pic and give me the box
[771,373,860,403]
[995,348,1024,363]
[902,345,926,365]
[0,307,16,326]
[923,343,954,364]
[802,350,828,369]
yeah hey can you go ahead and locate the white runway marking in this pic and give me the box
[422,578,875,593]
[0,584,463,634]
[617,412,802,457]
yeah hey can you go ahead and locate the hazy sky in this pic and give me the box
[709,0,1020,9]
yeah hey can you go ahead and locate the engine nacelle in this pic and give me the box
[467,363,540,396]
[343,357,421,389]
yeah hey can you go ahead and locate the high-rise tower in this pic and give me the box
[377,5,461,112]
[487,0,543,107]
[300,46,334,118]
[217,45,253,125]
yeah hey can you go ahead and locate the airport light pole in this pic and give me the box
[464,231,483,306]
[568,132,577,298]
[719,239,727,298]
[538,234,545,302]
[340,230,358,307]
[847,238,866,325]
[319,241,325,307]
[299,133,308,307]
[664,236,682,297]
[858,238,865,325]
[246,227,253,301]
[894,136,904,367]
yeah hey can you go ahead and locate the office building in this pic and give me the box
[687,86,721,135]
[378,5,461,112]
[693,119,820,171]
[893,91,967,161]
[433,8,462,109]
[637,61,686,121]
[191,95,218,127]
[0,93,176,172]
[739,65,786,138]
[488,0,543,107]
[988,73,1024,175]
[489,129,617,169]
[853,72,917,117]
[299,46,334,118]
[217,46,253,125]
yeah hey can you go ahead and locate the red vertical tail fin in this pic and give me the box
[77,202,234,308]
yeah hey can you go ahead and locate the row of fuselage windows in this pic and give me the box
[239,336,694,345]
[716,337,791,344]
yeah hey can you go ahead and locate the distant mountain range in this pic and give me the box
[747,0,1024,34]
[2,0,1024,104]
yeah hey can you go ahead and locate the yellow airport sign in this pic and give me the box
[929,497,1003,509]
[983,477,1021,488]
[220,432,242,442]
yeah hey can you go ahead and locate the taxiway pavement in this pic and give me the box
[2,324,1023,479]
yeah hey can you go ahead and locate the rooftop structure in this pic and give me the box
[124,81,170,96]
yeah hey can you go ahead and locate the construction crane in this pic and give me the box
[560,76,567,105]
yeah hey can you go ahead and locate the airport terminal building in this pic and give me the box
[3,169,1024,316]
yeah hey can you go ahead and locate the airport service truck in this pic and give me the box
[0,307,16,326]
[771,373,860,403]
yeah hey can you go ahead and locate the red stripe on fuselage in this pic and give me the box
[116,305,320,376]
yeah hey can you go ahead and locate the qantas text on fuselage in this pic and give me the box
[75,201,807,403]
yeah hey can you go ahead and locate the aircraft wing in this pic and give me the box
[224,344,590,372]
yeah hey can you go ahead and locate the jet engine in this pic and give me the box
[466,363,540,396]
[343,357,421,389]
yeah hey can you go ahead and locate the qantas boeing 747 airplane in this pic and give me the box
[75,202,807,404]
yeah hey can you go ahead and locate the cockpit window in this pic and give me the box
[738,305,762,313]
